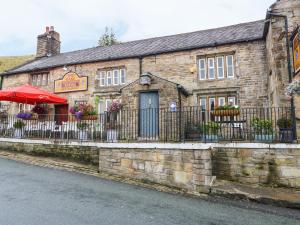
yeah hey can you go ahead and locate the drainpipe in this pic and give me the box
[139,57,143,77]
[266,11,297,139]
[177,85,183,142]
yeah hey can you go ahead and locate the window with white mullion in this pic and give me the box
[217,57,224,79]
[226,55,234,78]
[99,71,106,86]
[218,97,226,106]
[120,68,126,84]
[113,69,119,85]
[107,71,112,85]
[198,59,206,80]
[208,58,215,79]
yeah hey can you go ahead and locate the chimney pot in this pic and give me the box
[45,26,50,33]
[50,26,54,32]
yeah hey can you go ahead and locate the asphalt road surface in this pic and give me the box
[0,158,299,225]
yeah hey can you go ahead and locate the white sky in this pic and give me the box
[0,0,275,56]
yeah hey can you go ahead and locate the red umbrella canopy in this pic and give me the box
[0,84,67,105]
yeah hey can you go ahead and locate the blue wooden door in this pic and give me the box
[139,92,159,137]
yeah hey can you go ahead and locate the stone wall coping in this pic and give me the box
[0,138,299,150]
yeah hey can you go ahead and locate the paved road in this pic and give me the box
[0,158,299,225]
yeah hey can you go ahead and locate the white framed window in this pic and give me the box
[37,75,42,86]
[42,74,48,86]
[226,55,234,78]
[209,97,215,110]
[120,68,126,84]
[228,96,236,105]
[98,100,105,114]
[218,97,226,106]
[113,70,119,85]
[217,57,224,79]
[200,97,207,110]
[198,59,206,80]
[208,58,215,79]
[100,71,106,86]
[107,71,112,86]
[32,75,37,86]
[106,99,112,111]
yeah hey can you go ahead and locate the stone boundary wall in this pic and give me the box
[99,148,212,193]
[0,140,99,166]
[212,146,300,188]
[0,138,299,191]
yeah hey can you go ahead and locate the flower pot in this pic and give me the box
[14,128,24,138]
[279,129,294,143]
[78,130,88,140]
[107,129,118,142]
[185,132,202,140]
[202,134,219,142]
[254,134,274,142]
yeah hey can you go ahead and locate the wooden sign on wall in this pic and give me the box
[292,28,300,74]
[54,72,88,93]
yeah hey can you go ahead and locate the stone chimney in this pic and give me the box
[36,26,60,58]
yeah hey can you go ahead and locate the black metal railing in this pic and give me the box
[0,107,296,143]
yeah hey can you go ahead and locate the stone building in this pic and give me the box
[0,0,299,138]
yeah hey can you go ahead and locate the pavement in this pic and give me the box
[0,157,300,225]
[211,180,300,209]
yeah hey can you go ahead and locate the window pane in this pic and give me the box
[107,71,112,85]
[228,97,236,105]
[113,70,119,85]
[198,59,206,80]
[226,55,234,78]
[42,74,48,86]
[217,57,224,79]
[32,75,37,86]
[209,98,215,110]
[37,75,42,86]
[218,97,225,106]
[99,100,105,114]
[106,99,112,110]
[120,69,126,84]
[200,98,206,110]
[208,58,215,79]
[100,71,106,86]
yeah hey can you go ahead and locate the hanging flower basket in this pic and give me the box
[211,106,240,117]
[81,115,98,121]
[285,79,300,97]
[17,112,38,120]
[69,104,97,121]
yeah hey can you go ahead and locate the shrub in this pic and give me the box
[202,122,220,135]
[13,120,26,129]
[277,117,293,129]
[251,117,273,135]
[76,122,89,130]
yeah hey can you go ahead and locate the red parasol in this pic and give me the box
[0,84,67,105]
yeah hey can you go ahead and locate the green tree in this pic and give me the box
[98,27,120,47]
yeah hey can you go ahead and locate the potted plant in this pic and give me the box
[106,100,122,142]
[202,121,220,142]
[76,122,89,140]
[70,104,98,120]
[211,105,240,117]
[13,120,26,138]
[251,117,274,142]
[16,111,38,120]
[277,117,294,142]
[185,122,202,140]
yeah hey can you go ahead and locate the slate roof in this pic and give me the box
[2,20,265,76]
